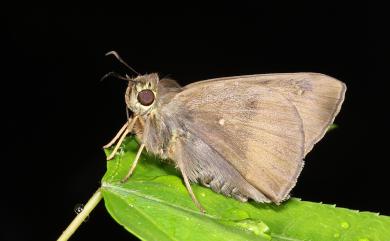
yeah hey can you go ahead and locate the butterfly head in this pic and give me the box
[125,73,159,116]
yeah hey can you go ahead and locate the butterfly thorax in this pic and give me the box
[123,74,181,160]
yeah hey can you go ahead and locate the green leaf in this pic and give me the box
[328,123,338,131]
[101,137,390,241]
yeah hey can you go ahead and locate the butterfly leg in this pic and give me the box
[168,136,206,213]
[103,121,129,149]
[121,143,145,183]
[180,168,206,213]
[106,116,138,160]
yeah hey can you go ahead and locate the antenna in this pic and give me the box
[105,51,140,76]
[100,71,135,82]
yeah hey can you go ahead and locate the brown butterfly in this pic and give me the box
[103,51,346,212]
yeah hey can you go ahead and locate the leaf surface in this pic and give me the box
[102,138,390,241]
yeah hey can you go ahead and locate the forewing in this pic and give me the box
[165,80,306,203]
[186,72,346,155]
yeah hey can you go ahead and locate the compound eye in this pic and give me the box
[137,89,155,106]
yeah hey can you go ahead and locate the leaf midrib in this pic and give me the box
[102,182,218,219]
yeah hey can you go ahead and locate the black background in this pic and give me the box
[2,3,387,241]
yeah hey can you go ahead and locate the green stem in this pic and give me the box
[57,188,103,241]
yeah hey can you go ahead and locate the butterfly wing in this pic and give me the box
[162,72,345,203]
[185,72,347,155]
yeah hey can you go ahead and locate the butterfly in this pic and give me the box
[103,51,346,212]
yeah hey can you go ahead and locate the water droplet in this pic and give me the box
[358,238,369,241]
[333,233,340,238]
[340,221,350,229]
[74,203,84,214]
[233,219,271,240]
[74,203,89,222]
[200,192,206,197]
